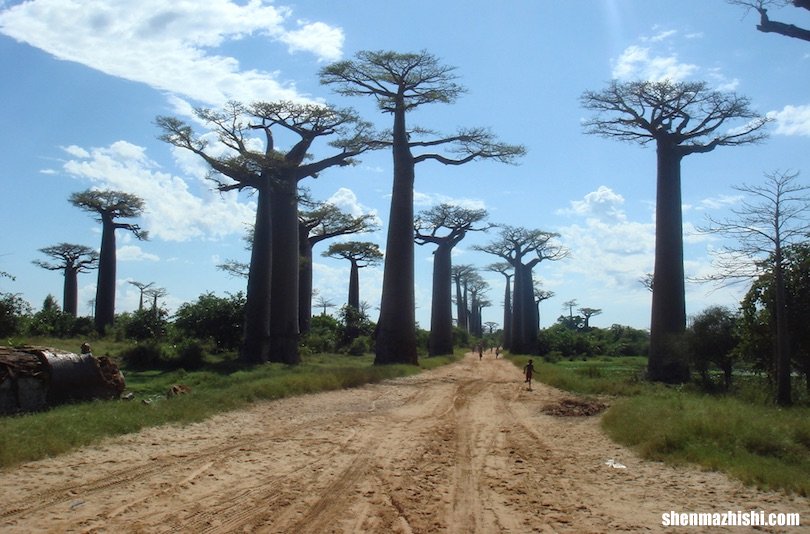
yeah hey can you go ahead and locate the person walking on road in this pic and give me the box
[524,359,535,391]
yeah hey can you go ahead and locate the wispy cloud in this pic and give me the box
[0,0,343,106]
[768,104,810,136]
[413,191,487,211]
[612,45,698,82]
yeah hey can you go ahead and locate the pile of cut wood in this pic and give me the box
[0,346,125,415]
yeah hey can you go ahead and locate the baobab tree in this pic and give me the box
[321,50,525,365]
[299,196,378,333]
[128,280,154,311]
[534,284,554,329]
[476,226,567,354]
[33,243,98,316]
[699,170,810,405]
[69,190,147,333]
[467,275,489,338]
[729,0,810,42]
[486,263,514,351]
[314,295,336,316]
[323,241,383,310]
[451,264,477,333]
[415,203,489,356]
[579,307,603,329]
[157,101,376,364]
[484,321,499,335]
[581,80,769,383]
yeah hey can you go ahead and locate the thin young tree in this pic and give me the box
[415,203,489,356]
[486,263,514,351]
[534,285,554,329]
[33,243,98,316]
[729,0,810,42]
[314,295,336,316]
[69,190,147,333]
[582,80,769,383]
[299,196,378,333]
[476,226,567,354]
[128,280,155,311]
[157,101,376,364]
[699,170,810,405]
[321,50,525,365]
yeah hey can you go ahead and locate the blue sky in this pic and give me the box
[1,0,808,332]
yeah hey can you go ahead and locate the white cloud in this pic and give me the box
[695,193,745,211]
[768,104,810,136]
[0,0,343,105]
[612,45,698,82]
[647,29,676,43]
[325,187,380,223]
[117,245,159,262]
[61,140,256,241]
[558,185,627,222]
[280,21,343,62]
[413,190,487,211]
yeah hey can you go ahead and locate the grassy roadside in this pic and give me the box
[1,340,459,469]
[506,354,810,496]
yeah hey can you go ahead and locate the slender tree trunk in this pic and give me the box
[375,102,418,365]
[241,183,273,364]
[773,249,792,405]
[429,245,454,356]
[298,225,314,335]
[462,282,470,332]
[348,259,360,310]
[94,216,117,334]
[269,180,301,365]
[502,275,512,351]
[648,144,690,383]
[63,265,78,316]
[454,275,465,333]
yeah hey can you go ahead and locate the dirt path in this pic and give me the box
[1,353,807,533]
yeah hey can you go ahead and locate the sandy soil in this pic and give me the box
[1,353,808,533]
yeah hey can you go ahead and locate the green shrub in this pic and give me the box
[173,340,206,370]
[173,292,245,350]
[119,342,167,369]
[346,335,372,356]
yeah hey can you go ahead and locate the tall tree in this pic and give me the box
[578,307,603,329]
[730,0,810,42]
[323,241,383,310]
[299,195,378,333]
[466,274,489,338]
[581,80,769,383]
[451,264,477,334]
[415,203,489,355]
[128,280,155,311]
[486,263,514,351]
[33,243,98,316]
[157,101,376,364]
[699,170,810,405]
[476,226,567,354]
[321,50,525,365]
[534,284,554,329]
[69,190,147,333]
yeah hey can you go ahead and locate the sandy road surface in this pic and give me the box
[2,353,808,533]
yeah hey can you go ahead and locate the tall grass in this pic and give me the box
[506,353,810,495]
[0,349,459,469]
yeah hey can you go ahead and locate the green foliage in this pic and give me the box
[686,306,740,390]
[538,323,649,359]
[301,314,341,354]
[23,295,95,338]
[119,342,167,370]
[173,292,245,351]
[452,326,470,348]
[116,308,169,341]
[0,292,32,337]
[346,335,372,356]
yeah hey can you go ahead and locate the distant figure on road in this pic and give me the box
[524,359,535,390]
[477,343,483,360]
[495,346,501,359]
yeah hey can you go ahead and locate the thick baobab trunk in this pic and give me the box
[298,225,314,335]
[511,264,538,354]
[241,184,273,364]
[429,245,454,356]
[375,103,418,365]
[63,265,79,316]
[773,251,792,405]
[94,216,117,333]
[269,181,301,365]
[454,275,465,333]
[648,145,690,383]
[502,275,512,351]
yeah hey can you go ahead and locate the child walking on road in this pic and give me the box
[524,359,535,391]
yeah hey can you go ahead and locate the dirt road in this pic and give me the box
[1,354,807,533]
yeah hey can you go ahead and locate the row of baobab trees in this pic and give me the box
[31,48,796,403]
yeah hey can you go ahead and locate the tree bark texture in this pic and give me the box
[298,225,314,335]
[269,182,301,365]
[773,250,792,405]
[511,264,538,354]
[240,184,273,364]
[63,265,79,316]
[375,104,418,365]
[348,260,360,310]
[502,275,512,351]
[648,144,690,383]
[429,245,454,356]
[94,216,117,334]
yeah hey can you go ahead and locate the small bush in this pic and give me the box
[174,340,206,370]
[119,342,166,370]
[346,335,371,356]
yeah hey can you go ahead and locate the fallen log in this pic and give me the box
[0,346,125,415]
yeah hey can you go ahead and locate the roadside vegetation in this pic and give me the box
[506,352,810,496]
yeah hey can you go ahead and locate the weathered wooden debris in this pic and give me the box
[0,346,125,415]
